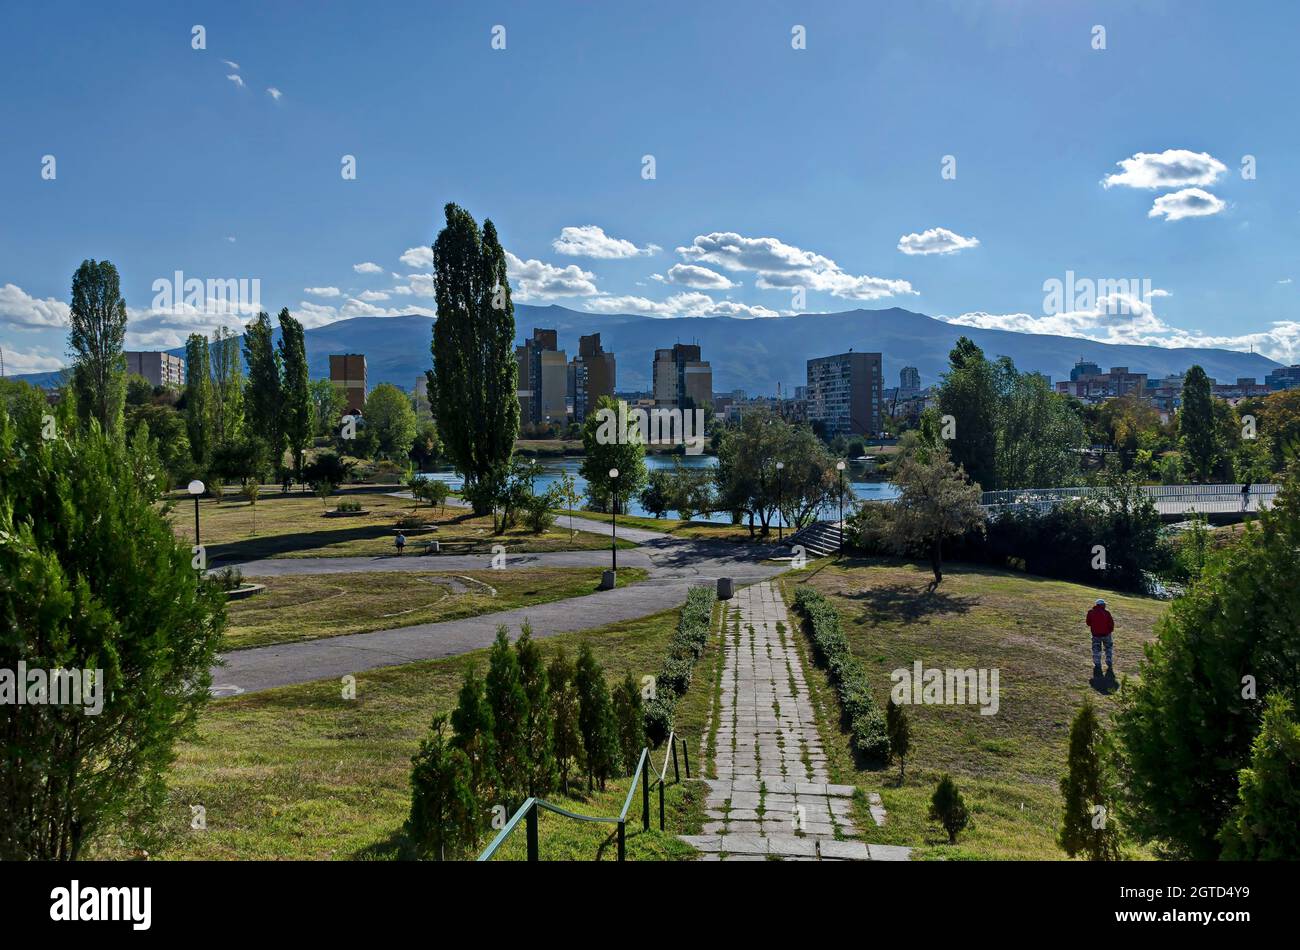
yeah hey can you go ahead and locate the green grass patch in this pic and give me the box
[224,567,649,650]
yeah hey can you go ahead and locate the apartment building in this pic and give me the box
[652,343,712,409]
[568,332,616,423]
[125,350,186,388]
[329,353,368,414]
[806,350,883,437]
[516,328,567,426]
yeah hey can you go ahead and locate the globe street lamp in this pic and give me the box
[188,479,205,574]
[835,460,846,557]
[609,467,619,572]
[775,461,785,543]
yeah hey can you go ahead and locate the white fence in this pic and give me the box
[980,484,1280,516]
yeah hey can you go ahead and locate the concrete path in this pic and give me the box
[211,535,787,696]
[680,581,911,862]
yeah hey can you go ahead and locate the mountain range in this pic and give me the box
[13,305,1282,394]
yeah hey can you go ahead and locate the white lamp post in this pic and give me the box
[609,467,619,571]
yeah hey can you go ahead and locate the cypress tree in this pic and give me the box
[406,714,478,860]
[574,643,620,791]
[885,698,911,782]
[485,627,529,809]
[68,259,128,436]
[277,308,311,480]
[929,774,970,844]
[449,666,496,813]
[515,625,556,797]
[429,203,519,513]
[1058,700,1122,860]
[242,311,284,473]
[1218,693,1300,860]
[209,326,244,446]
[1179,365,1218,482]
[548,647,582,795]
[184,333,212,467]
[612,672,646,775]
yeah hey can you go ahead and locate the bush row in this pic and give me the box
[643,585,716,746]
[792,586,890,762]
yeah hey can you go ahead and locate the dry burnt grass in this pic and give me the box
[780,556,1168,860]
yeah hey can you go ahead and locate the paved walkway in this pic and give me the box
[211,536,787,696]
[680,581,910,862]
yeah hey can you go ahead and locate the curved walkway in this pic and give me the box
[210,532,789,696]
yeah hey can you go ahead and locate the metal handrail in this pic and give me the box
[477,737,690,861]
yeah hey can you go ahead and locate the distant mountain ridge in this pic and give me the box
[11,305,1282,394]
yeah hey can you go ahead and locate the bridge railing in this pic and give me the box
[981,484,1280,515]
[476,731,691,862]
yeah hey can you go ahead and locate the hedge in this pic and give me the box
[791,586,890,761]
[642,584,716,746]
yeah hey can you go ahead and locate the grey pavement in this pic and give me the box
[684,580,911,862]
[211,534,788,696]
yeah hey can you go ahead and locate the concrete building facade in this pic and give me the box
[125,351,186,388]
[806,350,883,437]
[569,332,616,423]
[329,353,368,414]
[516,328,567,427]
[652,343,712,409]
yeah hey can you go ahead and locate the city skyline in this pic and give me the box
[3,1,1298,379]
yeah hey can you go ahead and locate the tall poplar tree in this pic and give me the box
[243,311,284,472]
[68,259,128,436]
[277,308,311,479]
[209,325,244,446]
[184,333,212,466]
[429,203,518,513]
[1179,365,1217,482]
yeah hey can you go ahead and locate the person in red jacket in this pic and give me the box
[1086,599,1115,677]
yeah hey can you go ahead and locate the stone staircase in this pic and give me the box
[784,520,843,559]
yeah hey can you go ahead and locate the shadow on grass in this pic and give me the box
[840,583,978,625]
[206,523,398,563]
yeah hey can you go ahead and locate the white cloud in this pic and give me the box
[399,246,433,268]
[266,87,282,101]
[357,290,389,302]
[583,291,778,319]
[897,227,980,256]
[1102,149,1227,189]
[664,263,739,289]
[304,286,341,298]
[223,60,240,71]
[226,74,244,88]
[552,225,659,259]
[1279,278,1293,285]
[0,283,70,328]
[676,232,916,300]
[505,252,599,300]
[226,236,236,243]
[0,346,64,374]
[353,261,383,274]
[1148,187,1226,221]
[938,295,1300,363]
[292,299,433,329]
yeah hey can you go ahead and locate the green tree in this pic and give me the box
[1058,700,1123,860]
[363,383,418,461]
[1116,463,1300,858]
[209,326,244,446]
[242,311,284,474]
[449,666,497,811]
[515,626,556,797]
[184,333,213,466]
[309,378,347,439]
[485,627,529,809]
[547,648,582,795]
[575,643,620,791]
[409,419,442,471]
[640,468,673,518]
[885,698,911,782]
[936,337,998,489]
[68,259,128,436]
[277,309,311,480]
[406,714,478,860]
[580,396,647,513]
[612,672,646,774]
[0,397,226,859]
[1218,693,1300,860]
[1179,365,1218,482]
[888,435,987,590]
[713,407,792,536]
[928,774,970,845]
[429,203,518,513]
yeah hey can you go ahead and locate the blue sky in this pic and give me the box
[2,0,1298,375]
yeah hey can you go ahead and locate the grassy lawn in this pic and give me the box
[168,491,633,562]
[558,509,775,544]
[778,557,1169,860]
[93,606,709,861]
[224,567,649,650]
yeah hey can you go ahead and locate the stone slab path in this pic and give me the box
[680,581,911,862]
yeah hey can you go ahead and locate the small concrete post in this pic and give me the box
[600,569,617,591]
[717,577,734,600]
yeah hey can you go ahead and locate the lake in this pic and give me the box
[417,454,899,526]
